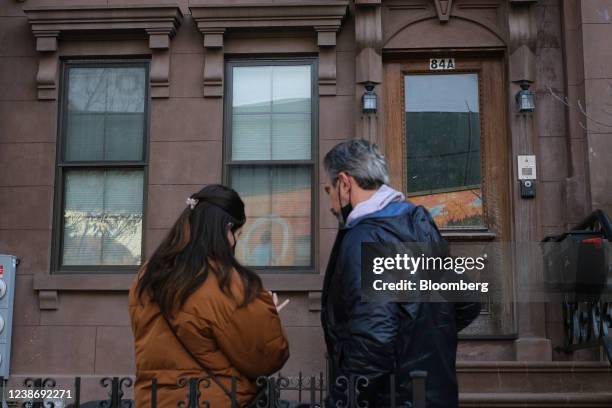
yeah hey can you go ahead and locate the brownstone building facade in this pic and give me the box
[1,0,612,405]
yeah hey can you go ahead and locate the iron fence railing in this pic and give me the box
[11,370,428,408]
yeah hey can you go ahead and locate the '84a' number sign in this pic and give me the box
[429,58,455,70]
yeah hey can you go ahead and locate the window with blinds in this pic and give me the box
[226,61,315,270]
[55,62,148,270]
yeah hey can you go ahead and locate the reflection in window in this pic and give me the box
[58,64,147,268]
[228,63,313,268]
[63,169,144,266]
[405,74,483,227]
[65,68,146,162]
[231,166,311,267]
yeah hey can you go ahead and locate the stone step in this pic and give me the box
[460,392,612,407]
[457,361,612,394]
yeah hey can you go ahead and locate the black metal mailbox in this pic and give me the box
[542,209,612,302]
[542,210,612,364]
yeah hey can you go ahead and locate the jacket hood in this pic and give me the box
[342,200,419,241]
[346,185,405,225]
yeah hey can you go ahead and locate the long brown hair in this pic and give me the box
[136,184,262,316]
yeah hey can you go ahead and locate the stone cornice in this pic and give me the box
[189,1,349,97]
[24,5,183,44]
[23,5,183,99]
[189,1,348,31]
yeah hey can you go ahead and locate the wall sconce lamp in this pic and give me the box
[362,82,378,114]
[516,80,535,113]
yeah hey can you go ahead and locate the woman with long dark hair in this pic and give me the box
[129,184,290,407]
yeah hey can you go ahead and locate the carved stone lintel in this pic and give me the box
[508,0,537,82]
[146,30,174,98]
[147,32,170,50]
[30,31,60,99]
[23,6,183,100]
[510,44,536,83]
[318,48,337,96]
[434,0,454,23]
[355,0,382,143]
[355,1,382,84]
[317,30,337,48]
[202,30,225,98]
[316,27,338,96]
[35,34,58,52]
[203,32,224,49]
[356,48,382,85]
[38,290,58,310]
[190,2,348,97]
[150,48,171,98]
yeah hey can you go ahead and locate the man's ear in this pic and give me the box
[337,172,351,193]
[336,172,346,187]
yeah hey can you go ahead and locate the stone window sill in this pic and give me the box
[32,273,324,310]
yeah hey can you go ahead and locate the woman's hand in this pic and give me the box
[268,291,290,312]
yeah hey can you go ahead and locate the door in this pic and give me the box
[384,57,514,335]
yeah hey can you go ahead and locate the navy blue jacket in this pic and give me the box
[321,201,480,408]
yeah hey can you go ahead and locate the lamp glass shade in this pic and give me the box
[362,93,377,113]
[517,89,535,113]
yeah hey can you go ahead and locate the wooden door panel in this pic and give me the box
[383,58,514,336]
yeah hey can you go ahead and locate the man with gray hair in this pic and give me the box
[321,139,480,408]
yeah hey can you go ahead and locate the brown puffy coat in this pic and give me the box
[128,268,290,407]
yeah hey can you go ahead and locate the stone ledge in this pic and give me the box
[31,273,324,309]
[460,392,612,407]
[457,360,612,372]
[32,273,323,292]
[458,361,612,394]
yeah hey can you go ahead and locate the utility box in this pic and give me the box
[0,255,16,379]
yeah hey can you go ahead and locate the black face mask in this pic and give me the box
[336,181,353,227]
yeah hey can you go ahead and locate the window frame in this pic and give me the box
[223,58,319,273]
[51,59,150,274]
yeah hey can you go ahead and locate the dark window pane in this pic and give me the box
[404,74,483,227]
[62,169,144,266]
[230,165,311,267]
[232,65,311,160]
[64,67,146,162]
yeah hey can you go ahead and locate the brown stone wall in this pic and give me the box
[578,0,612,217]
[535,0,572,360]
[0,0,356,386]
[2,0,612,402]
[562,0,612,220]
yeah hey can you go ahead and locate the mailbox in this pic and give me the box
[0,255,16,379]
[541,210,612,302]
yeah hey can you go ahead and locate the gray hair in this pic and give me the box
[323,139,389,189]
